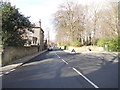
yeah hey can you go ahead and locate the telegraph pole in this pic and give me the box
[39,19,41,45]
[47,30,50,46]
[38,19,41,51]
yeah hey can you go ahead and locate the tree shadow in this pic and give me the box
[84,62,118,88]
[56,51,118,88]
[2,59,92,88]
[2,51,118,88]
[24,51,55,64]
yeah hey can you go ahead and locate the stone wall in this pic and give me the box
[59,46,104,52]
[68,46,104,52]
[2,46,39,66]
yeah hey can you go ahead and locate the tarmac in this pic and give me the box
[1,49,119,74]
[64,50,119,63]
[1,50,47,74]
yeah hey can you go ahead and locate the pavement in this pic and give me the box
[1,50,47,74]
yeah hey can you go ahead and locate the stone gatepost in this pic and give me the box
[0,45,3,67]
[0,45,3,90]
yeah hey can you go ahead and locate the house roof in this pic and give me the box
[32,27,44,33]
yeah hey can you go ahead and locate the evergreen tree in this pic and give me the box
[2,2,33,46]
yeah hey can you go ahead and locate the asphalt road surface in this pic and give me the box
[2,49,118,88]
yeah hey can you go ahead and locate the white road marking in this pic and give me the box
[4,72,10,74]
[10,69,16,72]
[72,67,99,88]
[55,53,61,58]
[55,53,99,88]
[55,53,58,55]
[55,53,68,64]
[61,59,68,64]
[58,56,61,58]
[0,74,3,77]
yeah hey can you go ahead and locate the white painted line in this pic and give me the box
[72,67,99,88]
[58,56,61,58]
[55,53,68,64]
[55,53,61,58]
[4,72,10,74]
[62,59,68,64]
[55,53,57,55]
[55,53,58,56]
[0,74,3,77]
[10,69,16,72]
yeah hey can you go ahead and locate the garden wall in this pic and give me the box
[1,46,40,66]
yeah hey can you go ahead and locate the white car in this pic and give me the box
[48,46,53,51]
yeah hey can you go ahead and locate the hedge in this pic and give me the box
[97,36,120,52]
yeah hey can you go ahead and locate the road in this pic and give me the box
[2,49,118,88]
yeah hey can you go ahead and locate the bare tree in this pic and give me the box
[99,2,118,38]
[53,0,118,47]
[53,1,86,46]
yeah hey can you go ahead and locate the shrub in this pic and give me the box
[59,41,70,46]
[71,40,82,47]
[97,36,120,52]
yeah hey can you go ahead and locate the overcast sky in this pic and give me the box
[9,0,118,41]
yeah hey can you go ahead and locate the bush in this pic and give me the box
[71,41,82,47]
[97,38,108,47]
[59,42,70,46]
[97,36,120,52]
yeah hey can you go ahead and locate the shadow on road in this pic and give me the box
[56,51,118,88]
[23,51,54,64]
[2,50,118,88]
[85,62,118,88]
[2,58,94,88]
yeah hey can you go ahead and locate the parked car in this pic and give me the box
[47,46,53,51]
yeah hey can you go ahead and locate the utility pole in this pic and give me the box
[39,19,41,51]
[47,30,50,46]
[39,19,41,45]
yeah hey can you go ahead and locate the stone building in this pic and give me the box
[24,21,46,51]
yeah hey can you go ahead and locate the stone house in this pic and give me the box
[24,23,46,51]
